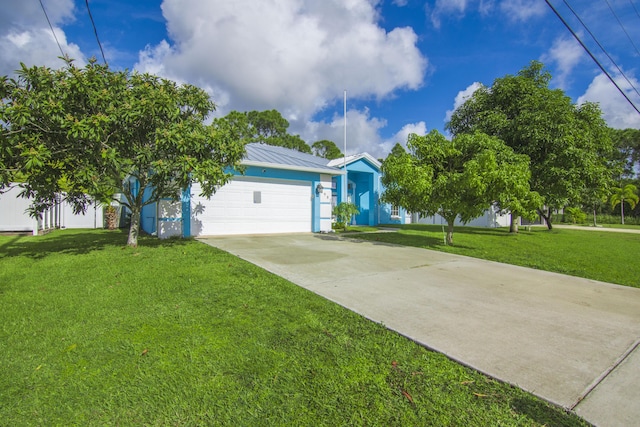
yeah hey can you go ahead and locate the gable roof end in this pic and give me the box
[327,153,382,170]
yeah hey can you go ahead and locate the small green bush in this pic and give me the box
[565,207,587,224]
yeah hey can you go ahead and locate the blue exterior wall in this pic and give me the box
[333,157,409,226]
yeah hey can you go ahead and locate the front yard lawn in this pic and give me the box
[352,224,640,288]
[0,229,586,426]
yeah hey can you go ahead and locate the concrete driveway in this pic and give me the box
[200,233,640,427]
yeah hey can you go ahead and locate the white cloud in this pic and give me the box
[430,0,470,28]
[499,0,546,21]
[300,108,386,157]
[577,73,640,129]
[430,0,544,28]
[392,0,408,6]
[298,107,426,159]
[0,0,75,30]
[541,35,584,89]
[385,121,428,152]
[136,0,427,156]
[445,81,483,122]
[0,28,84,76]
[0,0,84,76]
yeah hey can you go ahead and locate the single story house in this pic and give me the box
[141,143,411,239]
[0,184,104,234]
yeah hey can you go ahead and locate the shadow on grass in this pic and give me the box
[511,397,586,426]
[0,229,190,259]
[336,231,450,250]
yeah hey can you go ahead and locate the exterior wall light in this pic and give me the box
[316,183,324,195]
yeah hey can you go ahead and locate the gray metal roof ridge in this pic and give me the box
[244,143,340,172]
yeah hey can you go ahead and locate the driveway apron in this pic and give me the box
[200,233,640,427]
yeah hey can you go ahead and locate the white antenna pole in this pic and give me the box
[343,89,347,203]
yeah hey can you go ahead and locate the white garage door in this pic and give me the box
[190,177,312,236]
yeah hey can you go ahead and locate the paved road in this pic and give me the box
[201,233,640,427]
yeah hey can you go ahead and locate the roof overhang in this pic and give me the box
[242,160,345,176]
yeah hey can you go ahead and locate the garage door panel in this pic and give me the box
[191,178,312,236]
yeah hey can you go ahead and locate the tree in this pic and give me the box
[381,130,533,245]
[447,61,616,230]
[218,109,311,153]
[0,59,246,247]
[312,139,343,159]
[332,202,359,231]
[610,128,640,178]
[610,184,639,225]
[389,142,406,157]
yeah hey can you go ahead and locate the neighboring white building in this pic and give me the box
[413,205,512,228]
[0,184,104,234]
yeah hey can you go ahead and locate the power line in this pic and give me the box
[604,0,640,58]
[545,0,640,115]
[38,0,65,58]
[562,0,640,100]
[85,0,108,66]
[630,0,640,21]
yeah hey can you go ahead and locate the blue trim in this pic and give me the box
[312,178,321,232]
[181,186,191,237]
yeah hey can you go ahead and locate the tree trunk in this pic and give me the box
[127,206,141,247]
[621,200,625,225]
[593,205,597,227]
[105,207,118,230]
[446,220,454,246]
[509,213,519,234]
[538,208,553,230]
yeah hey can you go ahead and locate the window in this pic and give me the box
[391,205,399,217]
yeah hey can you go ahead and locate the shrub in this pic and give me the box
[565,207,587,224]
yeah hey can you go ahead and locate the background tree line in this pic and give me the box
[382,61,635,243]
[213,109,343,159]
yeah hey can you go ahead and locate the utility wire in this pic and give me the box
[545,0,640,115]
[38,0,66,58]
[604,0,640,57]
[85,0,108,66]
[630,0,640,21]
[563,0,640,100]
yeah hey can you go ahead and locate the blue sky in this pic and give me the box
[1,0,639,157]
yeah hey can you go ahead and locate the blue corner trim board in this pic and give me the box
[182,186,191,238]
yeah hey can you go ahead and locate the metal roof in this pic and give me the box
[327,153,382,170]
[243,143,342,174]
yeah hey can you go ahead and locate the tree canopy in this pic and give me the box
[215,109,311,154]
[610,128,640,179]
[312,139,343,159]
[382,130,533,245]
[447,61,616,229]
[0,59,246,247]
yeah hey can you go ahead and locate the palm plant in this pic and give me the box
[332,202,359,231]
[610,184,639,225]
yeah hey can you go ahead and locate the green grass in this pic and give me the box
[588,223,640,230]
[333,225,381,233]
[0,229,585,426]
[352,224,640,288]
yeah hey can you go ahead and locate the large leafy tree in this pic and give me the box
[447,61,616,229]
[312,139,343,159]
[0,59,246,247]
[217,109,311,153]
[381,130,533,245]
